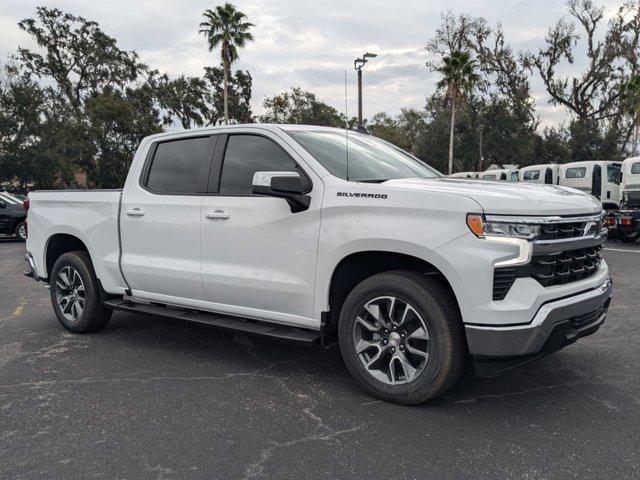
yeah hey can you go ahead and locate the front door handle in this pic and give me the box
[126,208,145,217]
[205,210,230,220]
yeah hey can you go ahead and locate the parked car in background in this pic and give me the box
[449,171,479,179]
[558,161,622,210]
[519,164,560,185]
[478,168,519,181]
[0,191,27,241]
[23,125,612,404]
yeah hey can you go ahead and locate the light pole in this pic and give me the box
[354,52,377,128]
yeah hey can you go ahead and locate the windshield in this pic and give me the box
[0,192,22,205]
[287,130,440,182]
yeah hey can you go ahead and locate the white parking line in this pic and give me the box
[604,247,640,254]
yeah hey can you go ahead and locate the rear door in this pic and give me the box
[201,132,321,324]
[120,135,216,302]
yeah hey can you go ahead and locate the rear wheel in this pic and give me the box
[50,251,112,333]
[617,229,640,243]
[338,271,465,405]
[14,221,26,242]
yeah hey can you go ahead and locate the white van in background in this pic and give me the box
[558,161,622,210]
[611,156,640,242]
[518,164,560,185]
[479,168,519,182]
[449,171,479,179]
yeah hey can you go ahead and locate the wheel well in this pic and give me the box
[45,234,89,281]
[322,251,459,346]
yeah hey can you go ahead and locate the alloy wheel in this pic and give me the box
[55,266,85,322]
[352,296,430,385]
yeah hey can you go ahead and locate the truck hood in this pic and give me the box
[383,178,601,215]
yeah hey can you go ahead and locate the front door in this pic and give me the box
[120,135,216,302]
[201,133,321,325]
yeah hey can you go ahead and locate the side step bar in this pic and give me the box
[103,299,320,346]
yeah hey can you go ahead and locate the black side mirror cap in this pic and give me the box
[252,172,311,213]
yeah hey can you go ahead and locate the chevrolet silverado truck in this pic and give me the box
[23,125,612,404]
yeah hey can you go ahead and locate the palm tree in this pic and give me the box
[436,50,479,175]
[199,3,254,125]
[621,75,640,155]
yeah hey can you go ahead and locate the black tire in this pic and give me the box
[49,251,112,333]
[338,271,465,405]
[14,221,26,242]
[616,229,640,243]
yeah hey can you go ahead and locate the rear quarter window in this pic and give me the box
[631,162,640,175]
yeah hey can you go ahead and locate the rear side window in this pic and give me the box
[146,137,212,194]
[523,170,540,180]
[565,167,586,179]
[632,162,640,174]
[219,135,307,195]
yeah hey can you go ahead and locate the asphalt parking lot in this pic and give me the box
[1,239,639,479]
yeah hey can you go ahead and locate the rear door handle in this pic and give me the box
[205,210,230,220]
[126,208,145,217]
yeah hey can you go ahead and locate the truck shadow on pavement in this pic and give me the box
[93,310,608,409]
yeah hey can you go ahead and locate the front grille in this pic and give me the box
[538,222,587,240]
[532,245,603,287]
[623,190,640,209]
[492,244,603,300]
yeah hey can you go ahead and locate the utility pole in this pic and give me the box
[354,52,377,129]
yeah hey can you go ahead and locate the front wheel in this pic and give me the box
[338,271,465,405]
[50,251,112,333]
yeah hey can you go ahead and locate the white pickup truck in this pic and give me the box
[24,125,612,404]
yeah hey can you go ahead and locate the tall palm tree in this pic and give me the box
[621,75,640,155]
[199,3,254,125]
[436,50,479,175]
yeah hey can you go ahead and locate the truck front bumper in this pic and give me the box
[466,277,612,376]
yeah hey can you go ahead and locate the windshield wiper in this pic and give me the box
[357,179,390,183]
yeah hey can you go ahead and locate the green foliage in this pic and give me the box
[436,50,480,106]
[199,3,254,124]
[17,7,144,114]
[259,87,345,127]
[203,67,253,124]
[0,5,256,190]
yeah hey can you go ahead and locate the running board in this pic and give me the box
[103,299,320,345]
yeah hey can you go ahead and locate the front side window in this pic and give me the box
[565,167,586,179]
[146,137,212,194]
[632,162,640,175]
[288,130,440,182]
[510,171,519,181]
[523,170,540,180]
[607,163,621,184]
[219,135,306,195]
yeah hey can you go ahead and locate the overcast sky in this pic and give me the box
[0,0,626,128]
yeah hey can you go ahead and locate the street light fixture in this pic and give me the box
[354,52,377,128]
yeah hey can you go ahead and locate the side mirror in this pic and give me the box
[0,201,6,209]
[252,171,311,213]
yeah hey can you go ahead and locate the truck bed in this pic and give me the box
[26,189,127,294]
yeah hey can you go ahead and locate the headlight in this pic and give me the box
[466,214,541,240]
